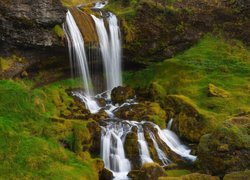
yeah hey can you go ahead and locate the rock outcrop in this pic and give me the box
[0,0,65,48]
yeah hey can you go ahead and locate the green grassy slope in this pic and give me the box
[124,34,250,122]
[0,79,98,179]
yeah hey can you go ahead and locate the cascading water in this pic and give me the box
[64,5,196,180]
[91,13,122,93]
[101,121,132,180]
[63,11,100,113]
[63,11,93,97]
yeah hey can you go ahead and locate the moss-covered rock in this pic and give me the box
[163,95,214,142]
[208,83,230,98]
[73,123,91,154]
[111,86,135,104]
[124,130,141,169]
[114,101,166,128]
[197,122,250,176]
[148,82,167,103]
[223,170,250,180]
[130,162,165,180]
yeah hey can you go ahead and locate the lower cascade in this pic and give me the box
[63,3,196,179]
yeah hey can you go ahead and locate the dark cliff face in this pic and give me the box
[121,0,250,65]
[0,0,66,48]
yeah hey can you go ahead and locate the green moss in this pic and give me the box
[53,25,65,39]
[165,169,191,177]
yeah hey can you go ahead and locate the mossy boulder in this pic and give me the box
[223,170,250,180]
[114,101,166,128]
[124,129,141,169]
[197,122,250,176]
[111,86,135,104]
[148,82,167,103]
[130,162,165,180]
[208,83,230,98]
[163,95,214,142]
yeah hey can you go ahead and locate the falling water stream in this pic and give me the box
[63,5,196,180]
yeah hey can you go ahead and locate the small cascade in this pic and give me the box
[153,124,197,162]
[91,13,122,93]
[148,131,171,166]
[101,121,132,179]
[134,123,153,164]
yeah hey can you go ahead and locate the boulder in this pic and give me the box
[207,83,230,98]
[111,86,135,104]
[124,130,141,169]
[114,101,167,128]
[131,163,165,180]
[163,95,214,142]
[99,168,114,180]
[197,122,250,176]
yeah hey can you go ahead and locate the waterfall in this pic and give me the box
[135,124,153,164]
[148,131,171,166]
[63,11,93,97]
[101,121,132,180]
[91,13,122,93]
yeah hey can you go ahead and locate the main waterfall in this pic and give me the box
[63,5,196,180]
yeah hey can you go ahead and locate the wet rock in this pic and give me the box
[114,101,166,128]
[197,122,250,176]
[99,168,114,180]
[163,95,214,142]
[208,83,230,98]
[111,86,135,104]
[135,163,165,180]
[124,131,141,169]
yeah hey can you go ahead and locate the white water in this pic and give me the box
[167,118,174,130]
[101,122,131,180]
[153,123,197,162]
[63,11,93,97]
[148,131,171,166]
[93,1,108,9]
[91,13,122,93]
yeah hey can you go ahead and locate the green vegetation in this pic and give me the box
[124,34,250,122]
[165,169,191,177]
[0,79,98,179]
[53,25,65,39]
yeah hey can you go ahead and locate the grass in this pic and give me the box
[124,34,250,122]
[0,79,98,179]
